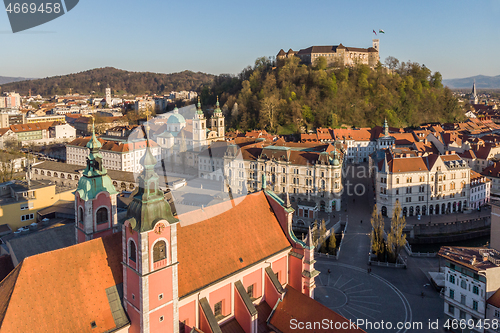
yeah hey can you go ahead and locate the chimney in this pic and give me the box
[483,253,489,262]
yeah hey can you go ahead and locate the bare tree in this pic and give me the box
[387,201,406,261]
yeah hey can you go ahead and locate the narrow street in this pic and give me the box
[315,163,446,332]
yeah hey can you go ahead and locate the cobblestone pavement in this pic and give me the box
[315,163,447,333]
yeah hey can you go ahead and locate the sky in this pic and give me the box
[1,0,500,80]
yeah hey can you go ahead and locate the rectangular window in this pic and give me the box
[214,301,223,318]
[473,285,479,295]
[247,284,254,299]
[461,294,466,305]
[473,300,478,311]
[461,280,467,289]
[449,289,454,299]
[459,310,466,320]
[449,275,455,284]
[448,304,455,315]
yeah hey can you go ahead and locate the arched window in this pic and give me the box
[78,207,84,224]
[129,240,136,263]
[153,241,167,262]
[96,207,109,225]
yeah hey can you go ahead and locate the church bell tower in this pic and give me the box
[75,120,119,243]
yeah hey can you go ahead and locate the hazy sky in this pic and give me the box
[1,0,500,79]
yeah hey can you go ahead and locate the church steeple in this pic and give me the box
[383,118,389,137]
[127,125,178,232]
[75,119,119,243]
[214,96,222,115]
[197,97,203,115]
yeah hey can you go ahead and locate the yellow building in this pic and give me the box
[26,115,66,124]
[0,179,74,231]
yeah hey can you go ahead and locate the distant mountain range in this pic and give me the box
[0,67,215,96]
[443,75,500,89]
[0,76,35,85]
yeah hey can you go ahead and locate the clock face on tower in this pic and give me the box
[154,222,165,235]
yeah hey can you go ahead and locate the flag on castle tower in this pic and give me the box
[379,29,385,33]
[373,29,377,35]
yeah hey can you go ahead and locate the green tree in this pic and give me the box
[370,205,385,260]
[314,56,328,70]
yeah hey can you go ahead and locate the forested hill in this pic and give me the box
[201,57,463,133]
[0,67,215,96]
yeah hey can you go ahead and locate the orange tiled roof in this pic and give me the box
[9,122,54,133]
[333,128,371,141]
[0,233,124,332]
[68,137,158,152]
[176,192,291,297]
[268,286,365,333]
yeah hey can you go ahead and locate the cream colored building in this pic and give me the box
[375,150,471,217]
[66,137,161,173]
[278,39,380,68]
[213,142,345,213]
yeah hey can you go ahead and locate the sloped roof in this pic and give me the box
[176,191,291,298]
[333,128,372,141]
[10,122,54,133]
[0,232,127,333]
[487,289,500,308]
[268,286,365,333]
[6,223,76,264]
[68,137,158,152]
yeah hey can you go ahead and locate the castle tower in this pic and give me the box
[211,97,225,140]
[192,98,207,150]
[122,129,180,333]
[372,39,379,51]
[74,121,119,243]
[470,81,478,104]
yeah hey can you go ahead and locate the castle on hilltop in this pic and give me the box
[277,39,380,68]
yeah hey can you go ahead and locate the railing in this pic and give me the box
[314,215,348,260]
[368,252,407,268]
[403,241,437,257]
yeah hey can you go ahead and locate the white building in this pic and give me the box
[198,140,346,214]
[66,137,161,173]
[375,150,471,217]
[439,246,500,333]
[469,170,491,209]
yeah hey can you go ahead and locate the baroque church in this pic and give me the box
[0,124,364,333]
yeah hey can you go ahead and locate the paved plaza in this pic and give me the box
[314,163,450,332]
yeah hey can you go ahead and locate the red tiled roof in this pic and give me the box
[176,192,291,297]
[68,137,158,152]
[482,162,500,178]
[9,122,54,133]
[333,128,371,141]
[487,289,500,308]
[268,286,365,333]
[0,233,124,332]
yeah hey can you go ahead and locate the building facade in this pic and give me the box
[375,150,471,217]
[439,246,500,333]
[278,39,380,68]
[67,136,161,173]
